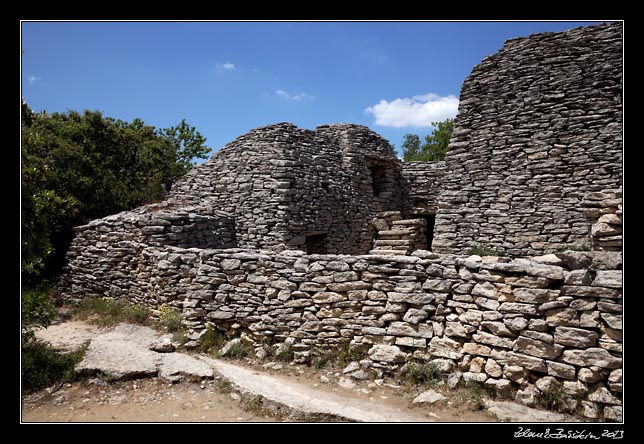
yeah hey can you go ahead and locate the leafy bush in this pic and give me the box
[198,324,226,354]
[22,286,57,332]
[21,339,87,393]
[310,346,335,369]
[402,361,442,387]
[158,304,183,333]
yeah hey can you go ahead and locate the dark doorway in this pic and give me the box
[424,215,436,251]
[369,166,386,197]
[305,233,327,254]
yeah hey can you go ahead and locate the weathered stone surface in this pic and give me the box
[484,359,503,378]
[588,387,621,405]
[515,336,564,361]
[158,353,214,382]
[149,337,175,353]
[578,367,603,384]
[535,376,559,394]
[546,361,576,380]
[75,325,160,380]
[368,344,406,363]
[592,270,622,289]
[472,331,514,349]
[601,313,622,330]
[505,352,547,372]
[513,288,559,304]
[429,337,464,360]
[554,327,599,348]
[515,386,540,408]
[411,389,447,405]
[562,348,621,369]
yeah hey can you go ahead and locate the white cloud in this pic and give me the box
[27,75,41,84]
[217,62,236,72]
[365,93,459,127]
[275,89,314,101]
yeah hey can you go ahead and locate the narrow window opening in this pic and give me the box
[305,233,327,254]
[424,215,436,251]
[369,166,386,197]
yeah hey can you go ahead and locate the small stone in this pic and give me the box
[484,359,503,378]
[149,337,175,353]
[447,372,462,389]
[349,369,370,380]
[546,361,576,380]
[469,357,486,373]
[516,385,540,407]
[535,376,558,394]
[578,367,603,383]
[320,375,330,383]
[368,344,406,363]
[588,387,620,405]
[503,365,528,384]
[462,372,487,383]
[412,389,447,405]
[342,362,360,374]
[485,379,513,398]
[581,401,599,419]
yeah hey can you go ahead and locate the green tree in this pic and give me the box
[21,101,211,284]
[401,118,454,162]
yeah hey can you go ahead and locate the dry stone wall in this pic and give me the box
[401,161,446,217]
[433,23,623,256]
[61,235,622,420]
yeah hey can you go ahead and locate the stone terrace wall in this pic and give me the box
[401,161,446,216]
[61,204,235,300]
[62,242,622,420]
[167,123,405,254]
[433,23,623,256]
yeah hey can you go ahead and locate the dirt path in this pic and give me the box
[22,378,275,422]
[22,318,511,423]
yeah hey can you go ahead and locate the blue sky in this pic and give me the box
[21,21,603,158]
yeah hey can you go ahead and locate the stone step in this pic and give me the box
[374,239,414,247]
[377,229,413,237]
[368,249,408,256]
[373,245,409,251]
[391,219,427,226]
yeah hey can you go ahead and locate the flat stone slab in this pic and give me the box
[203,358,430,422]
[158,353,214,382]
[75,324,160,380]
[75,323,213,382]
[487,401,567,422]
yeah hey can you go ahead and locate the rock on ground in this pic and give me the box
[412,389,447,405]
[487,401,566,422]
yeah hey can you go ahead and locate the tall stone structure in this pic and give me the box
[143,123,405,254]
[432,22,622,256]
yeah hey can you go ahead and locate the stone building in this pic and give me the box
[167,122,407,255]
[432,22,623,256]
